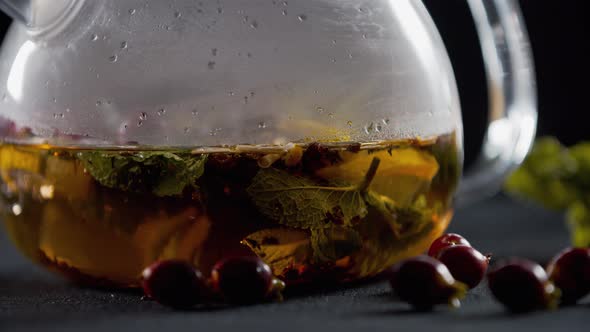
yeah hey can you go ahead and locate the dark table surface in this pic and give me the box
[1,195,588,332]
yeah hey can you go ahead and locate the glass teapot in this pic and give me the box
[0,0,536,287]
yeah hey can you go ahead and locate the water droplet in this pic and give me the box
[120,41,128,49]
[207,61,216,70]
[250,20,259,29]
[347,120,353,127]
[258,122,266,129]
[211,48,218,56]
[90,34,98,41]
[297,14,307,21]
[129,8,136,15]
[316,106,324,113]
[157,108,166,116]
[192,109,199,116]
[66,108,71,113]
[139,112,147,120]
[11,203,22,216]
[109,55,118,63]
[174,11,181,18]
[184,127,190,134]
[217,7,223,14]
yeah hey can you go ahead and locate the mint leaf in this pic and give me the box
[567,201,590,247]
[311,226,361,262]
[78,151,207,197]
[246,158,381,229]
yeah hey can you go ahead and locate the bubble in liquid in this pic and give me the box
[52,97,57,103]
[207,61,216,70]
[297,14,307,21]
[90,34,98,41]
[109,55,118,63]
[174,11,181,18]
[129,8,136,15]
[282,10,287,16]
[192,109,199,116]
[330,58,336,63]
[250,21,259,29]
[139,112,148,120]
[258,122,266,129]
[228,91,235,96]
[157,108,166,116]
[331,39,337,45]
[121,41,128,49]
[96,100,103,107]
[282,1,288,6]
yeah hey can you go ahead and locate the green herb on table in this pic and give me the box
[504,137,590,247]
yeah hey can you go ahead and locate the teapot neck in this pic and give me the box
[0,0,82,35]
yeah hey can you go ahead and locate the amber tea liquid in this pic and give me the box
[0,134,460,287]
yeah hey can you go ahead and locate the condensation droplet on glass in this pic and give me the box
[121,41,128,49]
[157,108,166,116]
[258,122,266,129]
[250,21,258,29]
[207,61,216,70]
[129,8,136,15]
[297,14,307,21]
[174,11,181,18]
[211,48,218,56]
[90,34,98,41]
[109,55,118,63]
[139,112,147,120]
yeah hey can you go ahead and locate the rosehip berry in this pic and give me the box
[211,256,274,304]
[141,260,208,308]
[488,258,559,312]
[546,247,590,305]
[437,245,489,289]
[390,255,467,310]
[428,233,471,258]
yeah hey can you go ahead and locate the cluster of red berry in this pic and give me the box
[141,257,284,308]
[390,233,590,312]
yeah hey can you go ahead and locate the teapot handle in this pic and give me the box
[456,0,537,206]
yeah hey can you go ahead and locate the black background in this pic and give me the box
[0,0,588,163]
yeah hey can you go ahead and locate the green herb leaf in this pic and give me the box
[311,226,362,262]
[246,158,380,229]
[567,201,590,247]
[78,151,207,197]
[241,228,312,275]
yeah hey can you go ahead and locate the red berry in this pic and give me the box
[488,258,559,312]
[390,255,467,310]
[211,257,274,304]
[141,260,208,308]
[428,233,471,258]
[546,247,590,305]
[438,245,489,289]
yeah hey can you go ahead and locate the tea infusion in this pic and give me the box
[0,134,460,287]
